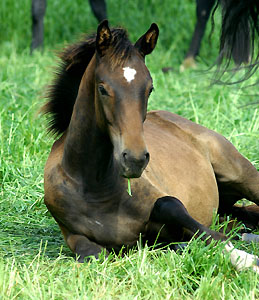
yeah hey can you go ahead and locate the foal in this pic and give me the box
[43,21,259,272]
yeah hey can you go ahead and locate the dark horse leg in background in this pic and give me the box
[181,0,216,70]
[181,0,251,70]
[31,0,46,53]
[89,0,107,23]
[31,0,107,53]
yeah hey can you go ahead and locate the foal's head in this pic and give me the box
[94,21,159,178]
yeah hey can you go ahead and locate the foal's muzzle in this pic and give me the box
[120,149,150,178]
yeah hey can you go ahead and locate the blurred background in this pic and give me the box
[0,0,222,66]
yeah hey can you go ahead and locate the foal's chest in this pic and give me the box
[67,193,151,249]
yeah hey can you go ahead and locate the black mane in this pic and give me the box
[43,28,134,135]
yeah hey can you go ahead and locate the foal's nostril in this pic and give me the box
[145,152,150,161]
[123,152,128,161]
[122,150,149,163]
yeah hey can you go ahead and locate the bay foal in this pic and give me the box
[43,21,259,271]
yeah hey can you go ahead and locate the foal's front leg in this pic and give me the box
[59,224,108,262]
[150,196,259,273]
[150,196,226,243]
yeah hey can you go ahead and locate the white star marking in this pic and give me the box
[123,67,136,83]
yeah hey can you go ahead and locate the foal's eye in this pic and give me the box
[98,85,109,96]
[149,86,154,96]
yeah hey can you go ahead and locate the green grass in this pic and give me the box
[1,0,259,299]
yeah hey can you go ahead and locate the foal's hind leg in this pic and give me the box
[206,132,259,228]
[222,205,259,231]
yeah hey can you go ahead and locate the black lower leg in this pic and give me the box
[150,196,226,243]
[220,204,259,231]
[185,0,216,58]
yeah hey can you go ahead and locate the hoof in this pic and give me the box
[224,242,259,274]
[180,56,197,72]
[242,233,259,243]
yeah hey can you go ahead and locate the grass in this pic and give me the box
[1,0,259,299]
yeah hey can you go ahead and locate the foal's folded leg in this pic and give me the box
[150,196,226,243]
[150,196,259,273]
[228,204,259,230]
[59,224,108,262]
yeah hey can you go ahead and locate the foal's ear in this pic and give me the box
[96,20,112,56]
[134,23,159,57]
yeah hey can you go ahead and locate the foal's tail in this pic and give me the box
[215,0,259,81]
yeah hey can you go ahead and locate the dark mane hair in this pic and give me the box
[213,0,259,83]
[42,28,134,135]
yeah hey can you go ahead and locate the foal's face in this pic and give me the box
[94,21,159,178]
[95,53,153,178]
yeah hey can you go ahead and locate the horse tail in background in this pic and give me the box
[215,0,259,80]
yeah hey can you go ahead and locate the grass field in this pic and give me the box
[1,0,259,299]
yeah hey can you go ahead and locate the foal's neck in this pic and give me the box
[61,56,115,187]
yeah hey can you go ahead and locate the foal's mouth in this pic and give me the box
[120,157,149,179]
[122,171,143,179]
[114,147,150,178]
